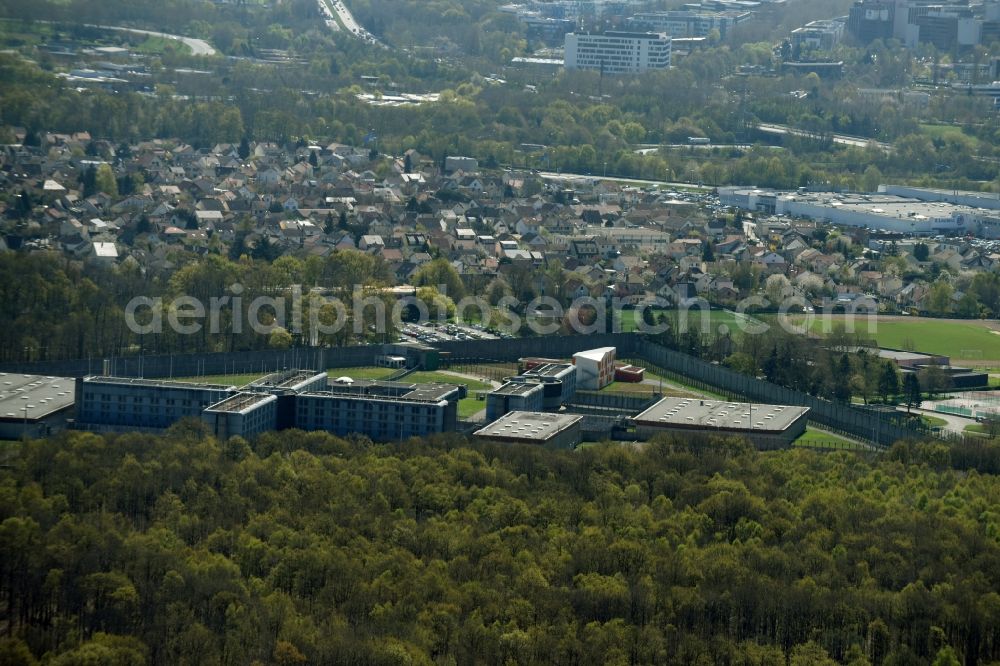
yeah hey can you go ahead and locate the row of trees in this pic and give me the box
[0,249,404,362]
[2,428,999,664]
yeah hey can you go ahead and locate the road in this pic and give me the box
[319,0,382,46]
[85,24,216,56]
[537,171,714,192]
[899,404,978,435]
[756,122,892,151]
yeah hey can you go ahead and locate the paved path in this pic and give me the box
[896,404,977,435]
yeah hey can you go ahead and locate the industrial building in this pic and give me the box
[486,381,545,421]
[718,186,1000,237]
[574,347,617,390]
[0,373,76,439]
[564,31,672,74]
[473,411,583,449]
[632,397,809,449]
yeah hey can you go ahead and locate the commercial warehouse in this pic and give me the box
[633,397,809,449]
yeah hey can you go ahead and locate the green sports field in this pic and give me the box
[783,316,1000,361]
[621,308,766,335]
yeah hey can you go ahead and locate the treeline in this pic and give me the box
[2,428,1000,664]
[0,250,398,363]
[4,32,1000,191]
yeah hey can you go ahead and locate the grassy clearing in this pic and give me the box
[134,35,191,55]
[794,427,862,450]
[620,308,764,334]
[920,123,980,149]
[921,414,949,428]
[328,367,398,381]
[784,316,1000,360]
[175,373,265,386]
[403,371,493,420]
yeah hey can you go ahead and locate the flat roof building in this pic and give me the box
[718,186,1000,238]
[77,376,237,431]
[247,370,328,394]
[203,392,278,440]
[0,373,76,439]
[627,10,752,39]
[295,381,459,440]
[486,381,545,421]
[564,31,671,74]
[574,347,617,390]
[521,362,578,408]
[633,397,809,449]
[474,411,583,449]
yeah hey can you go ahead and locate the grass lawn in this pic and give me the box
[458,398,486,419]
[786,316,1000,361]
[604,381,658,393]
[620,308,765,335]
[921,414,949,428]
[403,371,493,420]
[328,366,398,381]
[794,427,863,450]
[175,373,266,386]
[134,35,191,55]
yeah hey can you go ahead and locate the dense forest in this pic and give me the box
[2,427,1000,664]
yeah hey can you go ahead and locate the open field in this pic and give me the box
[778,315,1000,361]
[620,308,765,334]
[175,373,265,386]
[328,366,398,381]
[403,371,493,419]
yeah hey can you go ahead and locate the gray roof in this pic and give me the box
[633,397,808,433]
[474,411,582,441]
[0,373,76,421]
[204,392,276,414]
[491,381,544,396]
[525,363,576,378]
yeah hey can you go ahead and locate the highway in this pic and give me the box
[756,122,892,151]
[537,170,714,191]
[85,24,216,56]
[318,0,382,46]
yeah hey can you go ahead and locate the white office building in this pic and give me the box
[564,31,671,74]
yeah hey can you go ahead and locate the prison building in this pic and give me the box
[486,381,546,421]
[202,392,278,440]
[76,376,236,430]
[246,369,328,394]
[632,397,809,449]
[0,373,76,439]
[573,347,617,390]
[294,382,460,440]
[473,411,583,449]
[520,362,578,408]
